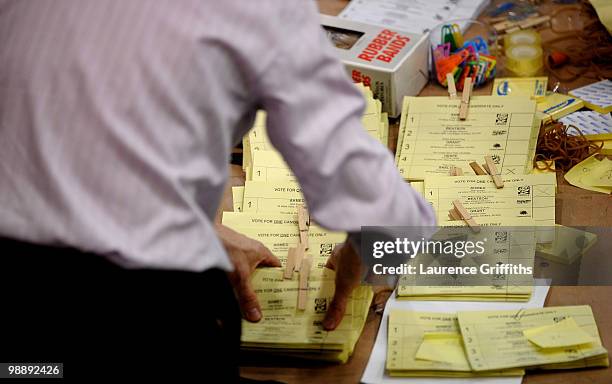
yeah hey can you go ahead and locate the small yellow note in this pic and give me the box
[565,154,612,194]
[415,333,466,365]
[523,317,595,348]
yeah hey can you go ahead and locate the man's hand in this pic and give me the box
[215,224,281,322]
[322,240,364,331]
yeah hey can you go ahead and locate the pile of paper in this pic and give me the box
[561,110,612,140]
[422,173,557,243]
[225,189,374,362]
[222,210,346,267]
[242,83,388,184]
[338,0,491,34]
[228,88,386,362]
[396,217,536,302]
[241,268,373,363]
[569,79,612,114]
[387,305,609,377]
[386,310,524,377]
[395,95,541,181]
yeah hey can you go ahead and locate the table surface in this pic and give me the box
[238,1,612,382]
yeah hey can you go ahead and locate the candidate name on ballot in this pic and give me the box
[396,96,540,180]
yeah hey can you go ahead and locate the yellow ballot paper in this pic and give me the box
[386,310,524,377]
[244,84,388,173]
[220,222,345,266]
[242,268,373,363]
[424,173,556,243]
[396,96,539,180]
[523,317,595,348]
[397,217,536,302]
[242,111,273,171]
[222,212,345,240]
[231,186,244,212]
[409,181,425,198]
[565,154,612,194]
[250,150,294,182]
[242,181,304,214]
[458,305,609,371]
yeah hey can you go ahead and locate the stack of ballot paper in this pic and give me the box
[228,106,383,362]
[387,305,609,377]
[395,95,541,180]
[224,201,374,362]
[242,83,389,183]
[241,268,373,363]
[222,210,346,267]
[397,217,536,302]
[423,173,557,243]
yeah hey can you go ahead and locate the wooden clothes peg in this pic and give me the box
[481,163,491,175]
[284,247,297,279]
[452,200,480,233]
[293,243,306,272]
[297,205,310,250]
[447,73,457,99]
[459,77,472,120]
[448,208,462,221]
[297,256,312,310]
[470,161,487,175]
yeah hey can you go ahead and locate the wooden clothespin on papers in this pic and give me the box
[484,155,504,188]
[448,207,462,221]
[284,247,298,279]
[294,205,310,272]
[296,205,313,310]
[283,205,310,279]
[469,161,488,175]
[452,200,480,233]
[459,77,472,120]
[297,256,312,310]
[447,73,458,99]
[297,205,310,250]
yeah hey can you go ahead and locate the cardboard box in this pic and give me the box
[320,15,429,118]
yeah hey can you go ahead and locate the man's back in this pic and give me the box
[0,0,295,270]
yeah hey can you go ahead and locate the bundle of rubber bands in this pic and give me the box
[534,120,603,172]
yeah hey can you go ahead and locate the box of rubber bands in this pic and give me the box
[320,15,429,117]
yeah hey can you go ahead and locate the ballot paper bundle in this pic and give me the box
[395,95,541,181]
[386,305,609,377]
[396,217,536,302]
[423,173,557,243]
[222,209,346,267]
[223,184,374,363]
[242,83,389,183]
[241,268,373,363]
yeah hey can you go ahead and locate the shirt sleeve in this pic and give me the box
[254,2,436,232]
